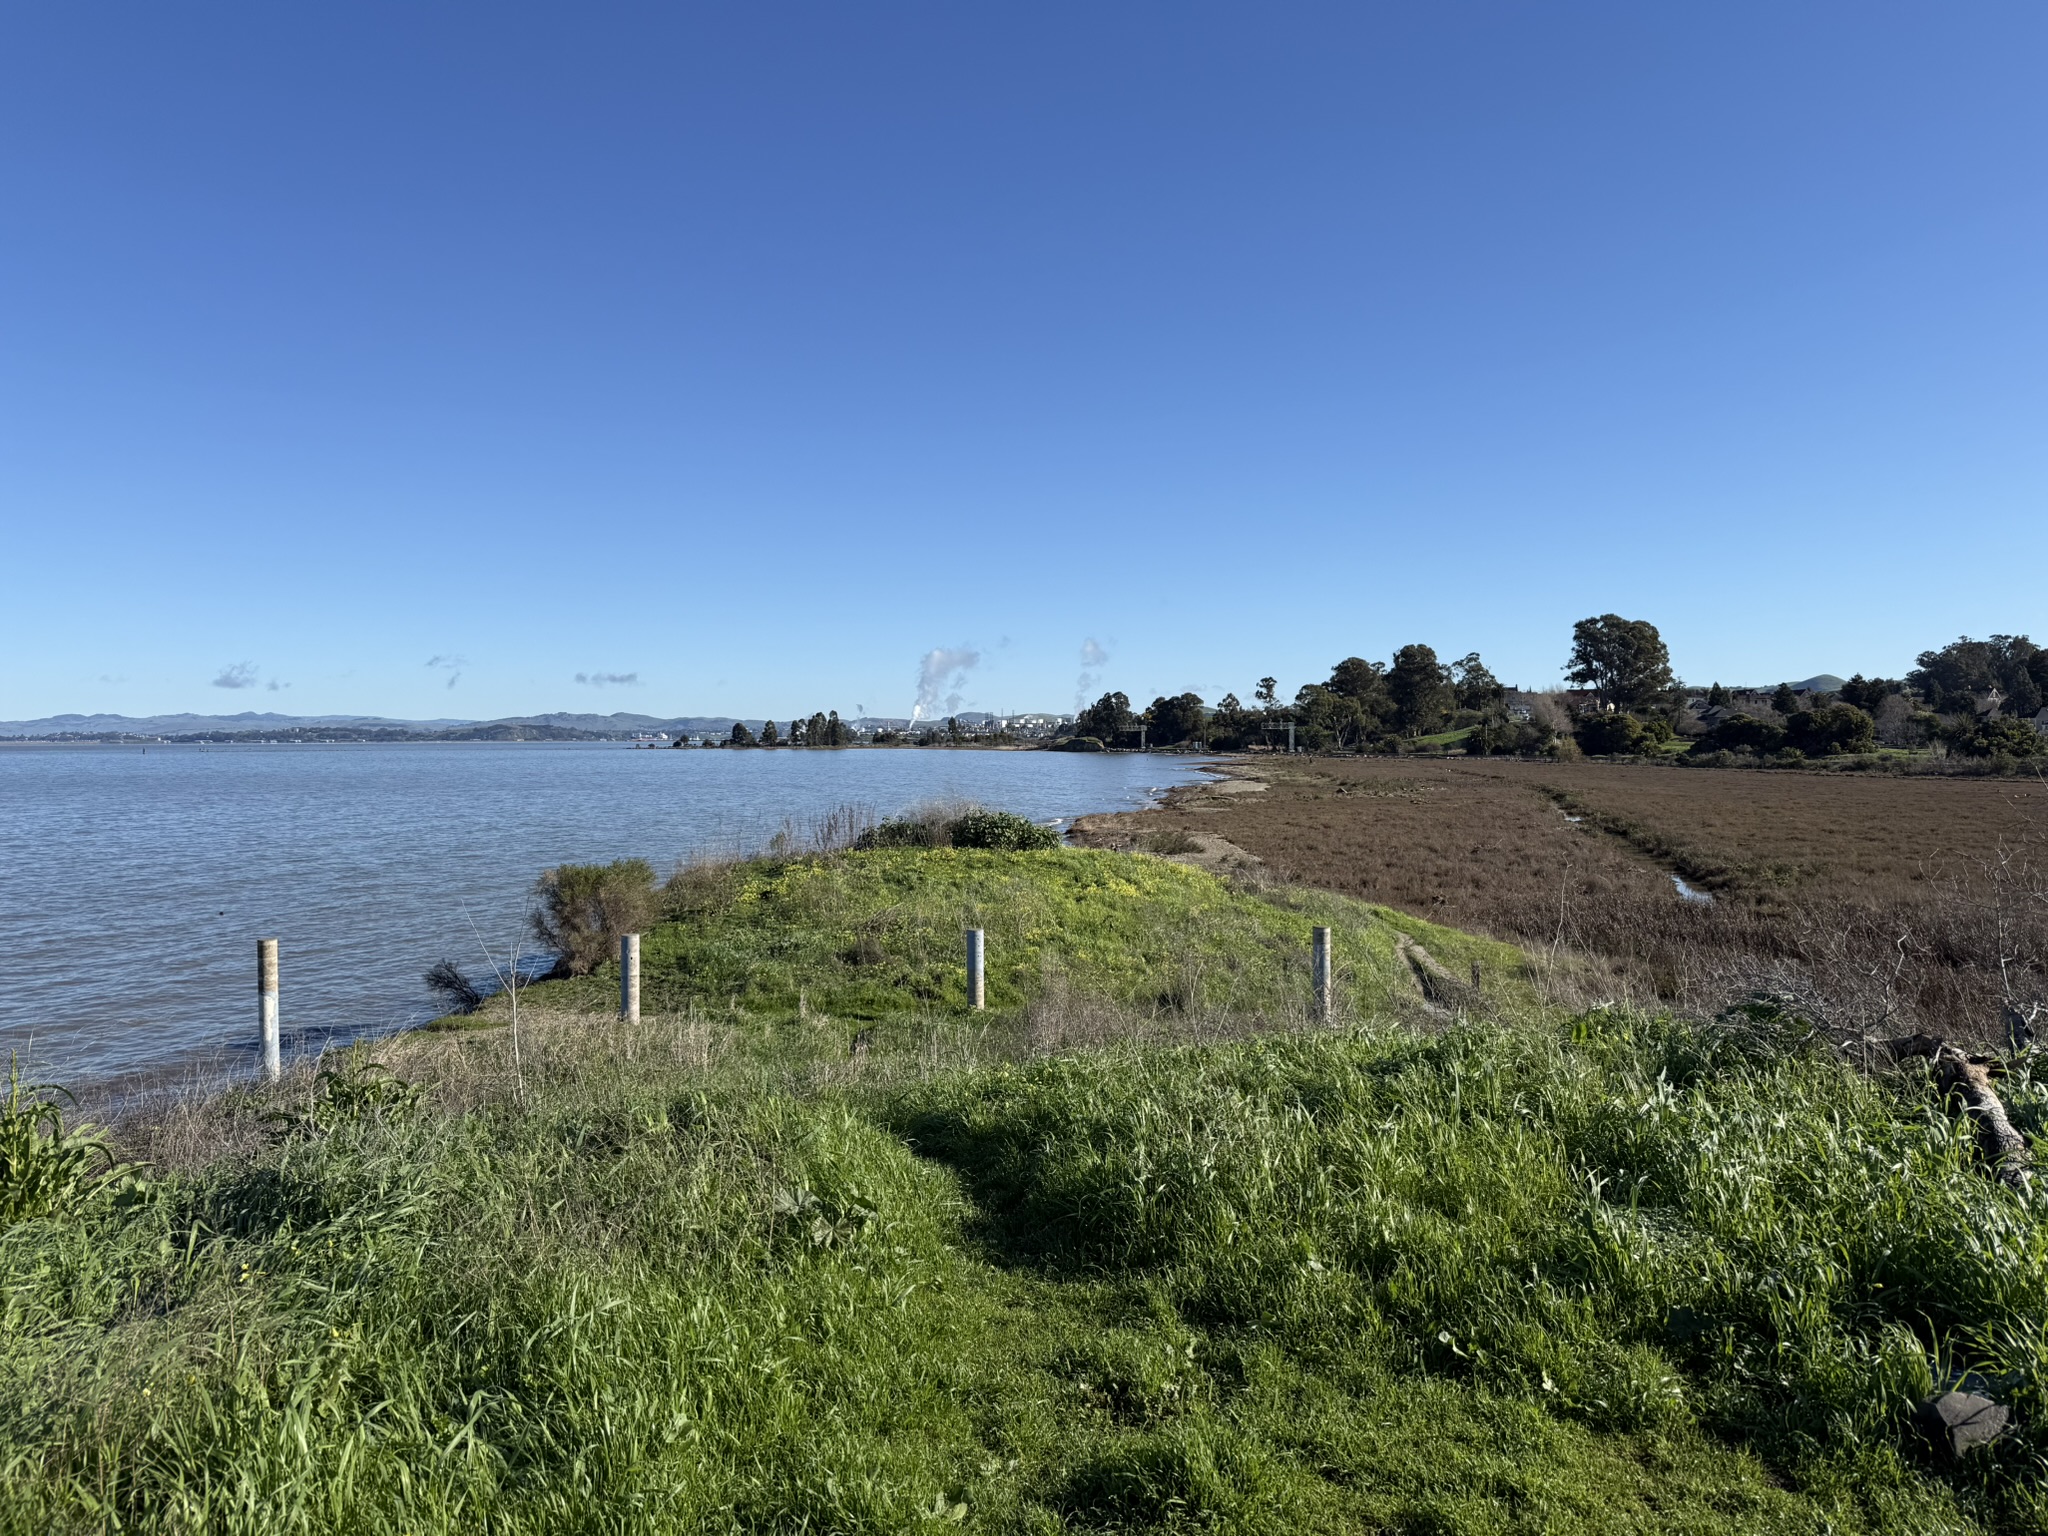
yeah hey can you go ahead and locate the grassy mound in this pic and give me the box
[514,845,1521,1026]
[3,849,2045,1532]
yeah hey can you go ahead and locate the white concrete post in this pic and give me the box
[257,938,281,1080]
[1311,927,1333,1023]
[965,928,985,1010]
[620,933,641,1023]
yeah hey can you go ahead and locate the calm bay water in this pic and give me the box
[0,743,1212,1084]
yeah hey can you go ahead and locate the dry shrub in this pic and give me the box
[767,802,878,857]
[532,859,657,977]
[853,798,977,850]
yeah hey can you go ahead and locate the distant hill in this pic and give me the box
[0,711,475,738]
[0,710,754,741]
[1790,675,1846,694]
[0,709,1056,742]
[490,712,742,735]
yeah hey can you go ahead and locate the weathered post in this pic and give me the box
[620,933,641,1023]
[966,927,986,1010]
[257,937,281,1080]
[1312,926,1333,1023]
[1470,959,1482,991]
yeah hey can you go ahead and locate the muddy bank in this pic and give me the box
[1067,758,1275,876]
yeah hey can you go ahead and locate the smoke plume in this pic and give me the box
[1075,638,1109,709]
[912,646,979,721]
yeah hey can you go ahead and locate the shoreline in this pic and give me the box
[23,757,1223,1100]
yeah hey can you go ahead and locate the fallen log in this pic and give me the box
[1876,1035,2032,1192]
[1394,933,1459,1007]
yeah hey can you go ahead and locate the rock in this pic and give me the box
[1913,1392,2011,1459]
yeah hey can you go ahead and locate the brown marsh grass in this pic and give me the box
[1122,757,2048,1042]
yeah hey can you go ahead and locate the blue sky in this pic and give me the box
[3,3,2043,721]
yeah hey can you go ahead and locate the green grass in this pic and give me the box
[511,845,1522,1026]
[1409,726,1476,749]
[3,848,2045,1533]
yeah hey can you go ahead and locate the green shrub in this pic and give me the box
[1942,714,2048,760]
[1699,712,1787,754]
[531,858,657,976]
[1786,703,1877,756]
[1465,711,1553,756]
[854,806,1059,853]
[947,810,1058,851]
[1574,712,1647,755]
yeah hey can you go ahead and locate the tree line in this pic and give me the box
[1687,633,2046,763]
[1068,644,1541,755]
[1069,617,2047,764]
[695,621,2046,764]
[716,710,855,748]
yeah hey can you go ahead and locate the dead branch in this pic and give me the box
[1876,1034,2032,1192]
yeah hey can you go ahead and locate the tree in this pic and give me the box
[1693,713,1785,755]
[1205,693,1255,750]
[1838,675,1898,711]
[1940,713,2048,760]
[1145,692,1206,746]
[1784,703,1875,757]
[1466,708,1552,757]
[1294,685,1372,750]
[1576,712,1647,755]
[728,721,755,746]
[758,718,780,747]
[823,710,849,746]
[1387,644,1454,736]
[1325,657,1381,700]
[1565,615,1675,712]
[1450,653,1504,710]
[1254,677,1279,711]
[1707,681,1730,707]
[787,718,806,746]
[1910,635,2046,717]
[1772,683,1799,715]
[1321,657,1390,724]
[1076,691,1135,745]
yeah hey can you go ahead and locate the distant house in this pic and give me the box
[2033,708,2048,737]
[1976,689,2007,718]
[1500,689,1534,722]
